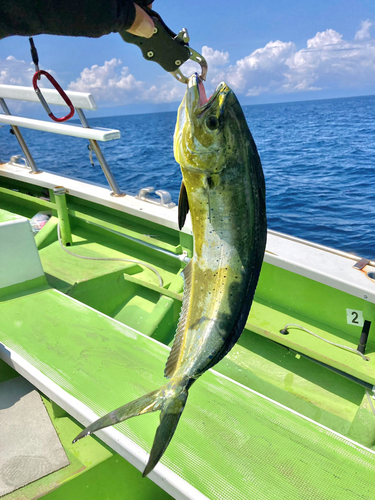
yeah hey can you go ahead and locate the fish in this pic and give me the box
[73,74,267,477]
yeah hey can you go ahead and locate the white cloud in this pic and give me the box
[0,55,57,87]
[306,28,343,48]
[355,19,372,40]
[67,25,375,105]
[286,29,375,92]
[0,56,60,114]
[4,19,374,111]
[226,40,296,95]
[66,47,232,106]
[0,56,36,86]
[202,46,229,67]
[201,46,230,89]
[68,58,186,105]
[224,25,375,97]
[142,82,184,103]
[68,58,143,103]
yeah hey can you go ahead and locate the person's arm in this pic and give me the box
[0,0,154,40]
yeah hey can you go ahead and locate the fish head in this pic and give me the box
[174,74,242,174]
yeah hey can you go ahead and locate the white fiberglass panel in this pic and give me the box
[0,209,44,288]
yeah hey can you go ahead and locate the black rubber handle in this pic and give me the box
[120,8,190,73]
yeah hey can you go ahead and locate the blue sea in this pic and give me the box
[1,95,375,258]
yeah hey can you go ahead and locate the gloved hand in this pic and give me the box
[127,1,154,38]
[0,0,156,39]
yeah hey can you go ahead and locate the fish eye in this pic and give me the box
[206,115,219,130]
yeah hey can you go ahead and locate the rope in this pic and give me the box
[57,222,163,287]
[282,323,369,361]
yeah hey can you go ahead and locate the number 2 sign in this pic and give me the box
[346,309,364,327]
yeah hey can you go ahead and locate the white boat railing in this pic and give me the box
[0,84,124,196]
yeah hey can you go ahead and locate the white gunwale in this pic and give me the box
[1,161,374,303]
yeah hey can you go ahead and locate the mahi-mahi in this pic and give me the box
[73,74,267,477]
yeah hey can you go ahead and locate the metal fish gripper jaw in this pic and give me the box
[170,43,208,84]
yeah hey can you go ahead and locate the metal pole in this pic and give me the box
[75,108,124,197]
[357,320,371,354]
[54,186,72,246]
[0,98,41,174]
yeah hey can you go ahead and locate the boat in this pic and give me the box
[1,82,375,500]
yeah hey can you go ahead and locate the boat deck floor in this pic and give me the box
[35,218,375,437]
[1,199,375,497]
[1,287,375,500]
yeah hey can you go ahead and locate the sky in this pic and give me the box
[1,0,375,116]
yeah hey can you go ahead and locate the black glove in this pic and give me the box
[0,0,153,39]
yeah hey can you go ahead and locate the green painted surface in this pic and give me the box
[35,217,60,250]
[0,358,18,383]
[2,174,375,497]
[218,331,364,436]
[0,208,24,223]
[257,262,375,340]
[42,454,172,500]
[0,387,172,500]
[41,399,172,500]
[247,298,375,384]
[67,197,182,255]
[0,183,54,218]
[348,393,375,447]
[1,289,375,499]
[0,186,54,212]
[39,225,180,290]
[0,276,48,301]
[54,190,72,246]
[1,184,374,437]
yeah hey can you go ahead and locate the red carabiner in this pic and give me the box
[32,70,75,122]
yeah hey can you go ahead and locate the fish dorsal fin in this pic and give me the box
[164,260,193,378]
[178,181,189,230]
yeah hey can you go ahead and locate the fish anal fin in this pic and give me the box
[178,180,189,230]
[164,261,193,379]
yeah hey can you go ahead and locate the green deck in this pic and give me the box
[1,178,375,498]
[1,287,375,499]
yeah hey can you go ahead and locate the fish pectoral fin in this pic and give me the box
[72,389,162,443]
[178,180,189,230]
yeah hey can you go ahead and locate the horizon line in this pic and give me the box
[84,91,375,121]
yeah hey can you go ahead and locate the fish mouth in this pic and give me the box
[187,75,228,116]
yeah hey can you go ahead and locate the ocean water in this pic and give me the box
[1,95,374,258]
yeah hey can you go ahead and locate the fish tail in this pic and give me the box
[72,388,163,443]
[143,384,188,476]
[72,382,189,477]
